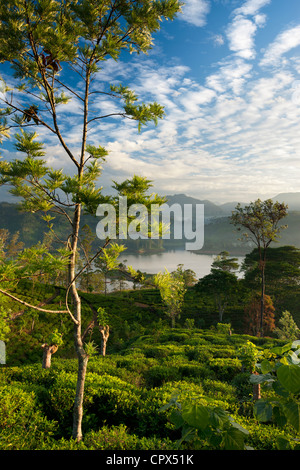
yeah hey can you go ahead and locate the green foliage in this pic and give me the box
[274,310,300,341]
[0,384,57,449]
[231,199,288,247]
[216,323,232,334]
[154,267,187,328]
[250,340,300,447]
[1,324,299,450]
[237,340,263,372]
[211,251,239,273]
[208,357,242,382]
[161,395,250,450]
[97,306,109,327]
[46,329,63,347]
[84,340,99,357]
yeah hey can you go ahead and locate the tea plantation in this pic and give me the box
[0,329,298,450]
[1,281,300,451]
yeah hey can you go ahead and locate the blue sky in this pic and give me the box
[98,0,300,204]
[1,0,300,204]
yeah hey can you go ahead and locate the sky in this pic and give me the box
[1,0,300,205]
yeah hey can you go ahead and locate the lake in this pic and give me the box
[118,250,245,280]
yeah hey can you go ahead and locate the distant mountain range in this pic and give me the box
[165,192,300,217]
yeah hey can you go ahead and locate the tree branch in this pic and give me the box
[0,286,69,315]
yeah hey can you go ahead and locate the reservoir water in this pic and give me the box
[118,250,244,280]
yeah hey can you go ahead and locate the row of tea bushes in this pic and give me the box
[0,327,297,450]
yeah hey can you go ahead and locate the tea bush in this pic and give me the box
[184,345,212,362]
[143,365,182,388]
[141,344,185,359]
[208,357,242,381]
[0,385,57,450]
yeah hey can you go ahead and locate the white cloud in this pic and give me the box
[260,25,300,67]
[4,3,300,204]
[96,54,300,202]
[226,15,258,59]
[206,59,253,94]
[212,34,225,46]
[226,0,270,60]
[179,86,216,113]
[180,0,211,27]
[233,0,271,16]
[254,13,267,27]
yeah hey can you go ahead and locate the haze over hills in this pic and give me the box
[0,192,299,254]
[165,192,300,217]
[271,193,300,211]
[165,194,225,218]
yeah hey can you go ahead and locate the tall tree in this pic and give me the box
[244,293,275,337]
[242,245,300,291]
[196,270,239,323]
[154,266,186,328]
[94,242,126,294]
[211,251,239,273]
[230,199,288,336]
[0,0,181,442]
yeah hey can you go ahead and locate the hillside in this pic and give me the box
[0,328,292,451]
[1,197,299,254]
[1,266,300,451]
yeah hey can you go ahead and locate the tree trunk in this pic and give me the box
[260,258,266,337]
[71,284,89,442]
[69,203,89,443]
[41,343,58,369]
[72,344,88,442]
[99,325,109,356]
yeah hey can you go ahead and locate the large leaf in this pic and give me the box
[250,372,274,384]
[277,364,300,394]
[210,407,229,428]
[272,380,290,398]
[254,399,273,422]
[271,343,293,356]
[287,351,300,365]
[260,359,274,374]
[282,400,300,432]
[291,340,300,350]
[276,436,292,450]
[181,402,210,431]
[222,427,246,450]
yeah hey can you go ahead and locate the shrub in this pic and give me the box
[142,344,184,359]
[208,358,242,381]
[0,385,57,450]
[184,345,211,362]
[231,372,253,399]
[143,365,182,388]
[241,418,296,450]
[160,394,250,450]
[83,424,176,450]
[38,424,177,450]
[115,354,158,375]
[159,332,190,343]
[202,379,238,402]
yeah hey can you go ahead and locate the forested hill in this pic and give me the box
[0,200,299,254]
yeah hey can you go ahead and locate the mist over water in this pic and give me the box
[119,250,245,280]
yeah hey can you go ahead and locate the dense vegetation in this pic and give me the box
[0,0,299,452]
[0,323,292,450]
[1,255,300,451]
